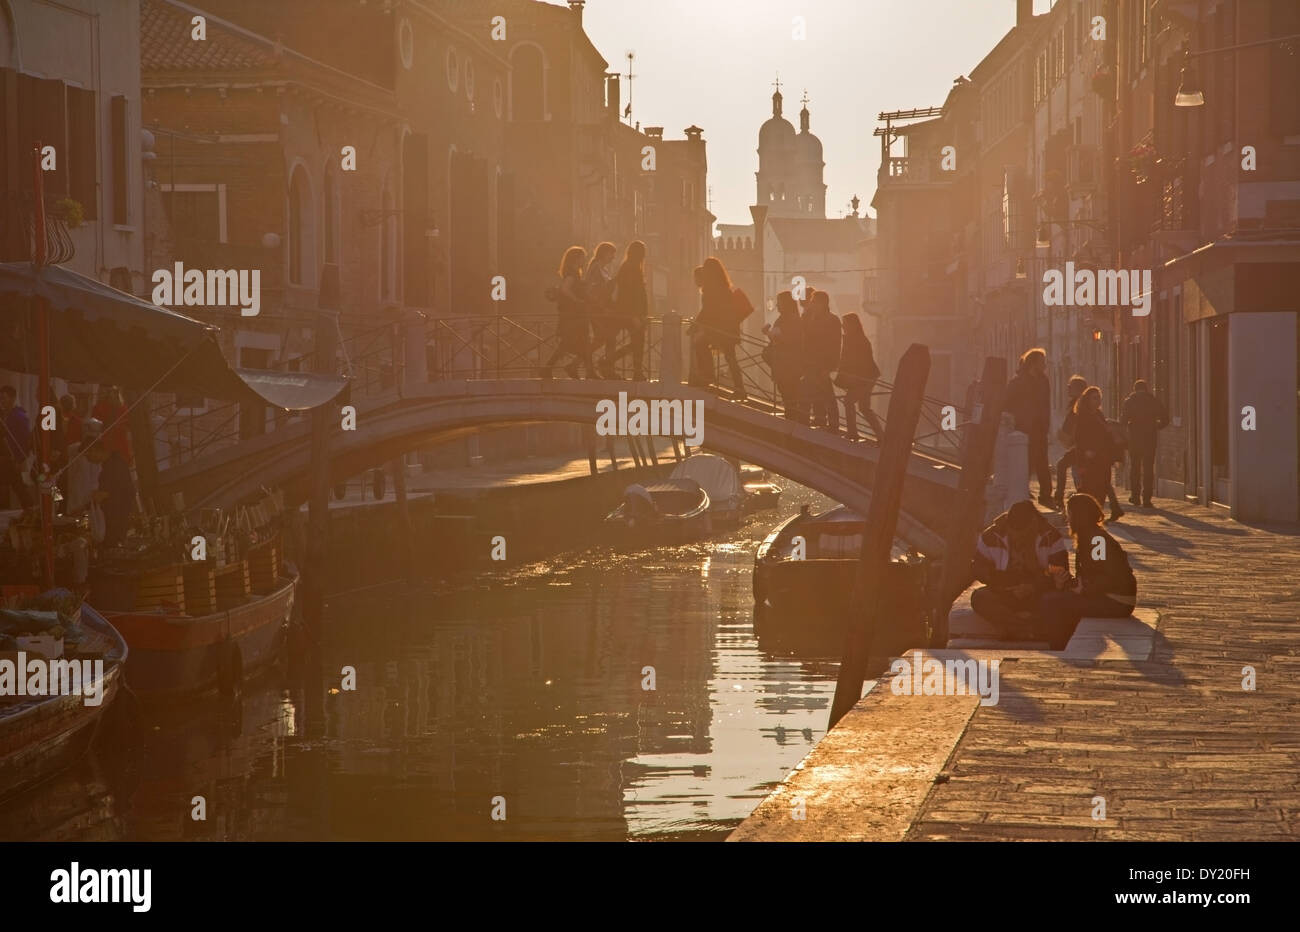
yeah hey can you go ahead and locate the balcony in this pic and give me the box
[880,156,947,187]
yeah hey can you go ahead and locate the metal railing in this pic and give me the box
[152,309,971,473]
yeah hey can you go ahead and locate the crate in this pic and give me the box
[214,561,250,610]
[135,565,186,612]
[247,540,279,593]
[182,563,218,617]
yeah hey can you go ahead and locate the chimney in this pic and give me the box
[1016,0,1033,28]
[684,125,703,142]
[567,0,585,23]
[606,73,620,121]
[644,126,664,140]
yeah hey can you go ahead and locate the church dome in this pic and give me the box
[759,88,796,148]
[795,101,823,161]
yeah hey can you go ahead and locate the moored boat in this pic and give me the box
[606,479,711,543]
[753,505,928,618]
[670,453,745,528]
[0,601,127,802]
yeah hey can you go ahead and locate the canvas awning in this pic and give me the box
[0,262,347,410]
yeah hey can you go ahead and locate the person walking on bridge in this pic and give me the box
[1005,348,1052,506]
[541,246,594,379]
[762,290,805,422]
[688,257,747,401]
[609,240,649,381]
[802,290,841,432]
[835,312,883,441]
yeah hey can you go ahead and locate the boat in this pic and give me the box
[753,505,929,618]
[606,479,711,543]
[92,533,296,699]
[0,600,127,802]
[670,453,745,528]
[739,465,782,513]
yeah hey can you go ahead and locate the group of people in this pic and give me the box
[543,240,650,381]
[1004,347,1167,519]
[762,285,885,440]
[0,383,139,549]
[970,494,1138,650]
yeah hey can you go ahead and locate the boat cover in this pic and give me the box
[671,454,742,507]
[0,262,347,410]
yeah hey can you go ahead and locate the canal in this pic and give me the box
[0,482,850,841]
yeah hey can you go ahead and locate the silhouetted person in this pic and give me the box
[91,384,133,469]
[541,245,594,379]
[1039,493,1137,649]
[689,257,746,400]
[609,240,648,380]
[1121,378,1167,507]
[1053,374,1088,509]
[0,385,33,509]
[835,312,883,440]
[584,242,618,378]
[86,431,137,548]
[1005,348,1052,505]
[970,500,1070,637]
[1072,386,1116,511]
[763,291,805,422]
[802,290,840,431]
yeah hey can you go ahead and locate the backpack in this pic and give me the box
[731,288,755,323]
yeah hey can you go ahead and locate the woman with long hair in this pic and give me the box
[762,291,805,422]
[1071,386,1113,506]
[584,242,618,377]
[609,240,648,380]
[1037,493,1137,648]
[834,312,883,440]
[689,256,746,400]
[541,245,593,378]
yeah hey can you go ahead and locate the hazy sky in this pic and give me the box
[581,0,1053,229]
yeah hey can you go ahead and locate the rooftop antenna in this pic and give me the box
[623,51,635,123]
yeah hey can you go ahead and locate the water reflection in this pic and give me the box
[0,485,846,841]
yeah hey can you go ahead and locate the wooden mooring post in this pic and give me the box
[828,343,930,731]
[929,355,1007,647]
[391,456,415,583]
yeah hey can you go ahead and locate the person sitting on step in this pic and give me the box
[1038,493,1137,650]
[970,500,1070,640]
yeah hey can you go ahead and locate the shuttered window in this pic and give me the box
[111,95,128,225]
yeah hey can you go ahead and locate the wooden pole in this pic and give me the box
[391,456,414,583]
[302,307,339,649]
[828,343,930,731]
[585,424,598,476]
[930,356,1007,647]
[31,142,55,589]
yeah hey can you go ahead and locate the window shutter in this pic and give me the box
[66,86,97,220]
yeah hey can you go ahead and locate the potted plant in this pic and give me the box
[50,197,84,228]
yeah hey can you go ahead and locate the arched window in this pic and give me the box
[287,165,314,286]
[509,44,544,121]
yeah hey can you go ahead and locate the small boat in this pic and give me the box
[92,533,296,700]
[0,601,127,801]
[741,465,782,513]
[103,570,296,700]
[753,505,928,617]
[606,479,711,542]
[671,453,745,528]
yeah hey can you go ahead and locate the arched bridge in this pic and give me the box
[149,314,1001,558]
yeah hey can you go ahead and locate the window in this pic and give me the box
[111,95,127,225]
[464,58,475,101]
[66,86,96,220]
[287,166,316,286]
[446,47,459,93]
[398,18,414,70]
[161,185,224,243]
[239,347,272,369]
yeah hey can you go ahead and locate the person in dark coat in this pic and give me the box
[689,257,746,400]
[1052,374,1088,508]
[86,435,138,548]
[1038,493,1137,649]
[1121,379,1167,507]
[584,242,618,377]
[608,240,649,381]
[970,500,1071,636]
[0,385,33,509]
[801,290,841,431]
[541,245,594,379]
[835,313,884,440]
[1071,386,1115,508]
[1004,348,1052,505]
[763,290,805,422]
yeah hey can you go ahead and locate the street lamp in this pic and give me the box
[1174,34,1300,107]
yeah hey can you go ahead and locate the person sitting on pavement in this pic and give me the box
[1039,493,1138,649]
[970,500,1070,638]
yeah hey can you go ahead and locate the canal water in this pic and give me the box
[0,483,850,842]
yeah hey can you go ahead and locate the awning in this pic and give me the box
[0,262,347,410]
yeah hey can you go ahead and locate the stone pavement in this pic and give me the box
[732,499,1300,841]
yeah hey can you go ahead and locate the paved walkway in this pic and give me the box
[732,500,1300,841]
